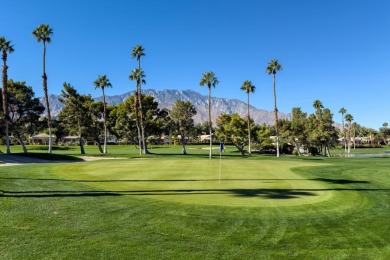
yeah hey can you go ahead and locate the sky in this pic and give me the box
[1,0,389,129]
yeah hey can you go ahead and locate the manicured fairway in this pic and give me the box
[0,154,389,259]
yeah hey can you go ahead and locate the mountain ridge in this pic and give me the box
[41,89,291,125]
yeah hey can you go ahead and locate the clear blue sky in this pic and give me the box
[1,0,389,129]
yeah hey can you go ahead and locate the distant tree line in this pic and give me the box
[1,25,388,157]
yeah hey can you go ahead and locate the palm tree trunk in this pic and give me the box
[102,88,107,154]
[137,58,148,155]
[138,90,148,154]
[208,86,212,159]
[5,122,10,153]
[134,92,142,155]
[273,73,280,157]
[2,62,10,154]
[42,41,52,154]
[341,116,346,153]
[247,92,251,155]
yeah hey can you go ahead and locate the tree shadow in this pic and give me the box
[314,178,370,185]
[227,189,317,199]
[2,187,388,199]
[0,153,83,163]
[0,177,372,185]
[0,188,316,199]
[0,190,121,198]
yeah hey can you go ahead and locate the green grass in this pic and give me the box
[0,146,389,259]
[331,146,390,155]
[1,144,239,158]
[3,143,390,157]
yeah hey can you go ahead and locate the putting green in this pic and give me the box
[53,158,333,207]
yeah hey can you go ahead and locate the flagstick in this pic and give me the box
[219,151,222,184]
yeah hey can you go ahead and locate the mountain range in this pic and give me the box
[41,89,291,125]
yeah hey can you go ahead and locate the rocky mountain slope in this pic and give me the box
[41,89,291,125]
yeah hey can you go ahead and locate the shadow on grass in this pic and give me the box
[1,187,388,199]
[0,188,315,199]
[0,153,83,162]
[314,178,370,184]
[0,177,372,184]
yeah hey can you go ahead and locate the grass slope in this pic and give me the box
[0,150,389,259]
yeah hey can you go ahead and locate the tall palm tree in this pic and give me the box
[0,37,14,154]
[266,59,283,157]
[339,107,347,152]
[199,71,219,159]
[345,114,353,153]
[131,45,148,154]
[129,68,146,154]
[131,45,145,69]
[32,24,53,153]
[240,80,256,155]
[93,75,112,154]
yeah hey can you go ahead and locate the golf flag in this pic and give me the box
[219,142,224,153]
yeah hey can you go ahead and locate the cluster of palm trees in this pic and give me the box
[2,22,285,157]
[0,23,149,155]
[130,45,147,155]
[199,59,283,158]
[338,107,354,153]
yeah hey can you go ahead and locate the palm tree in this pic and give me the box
[0,37,14,154]
[266,59,283,157]
[32,24,53,153]
[313,100,323,110]
[131,45,145,69]
[199,71,219,159]
[129,68,146,155]
[93,75,112,154]
[240,80,256,155]
[131,45,148,154]
[345,114,353,153]
[313,100,324,122]
[339,107,347,152]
